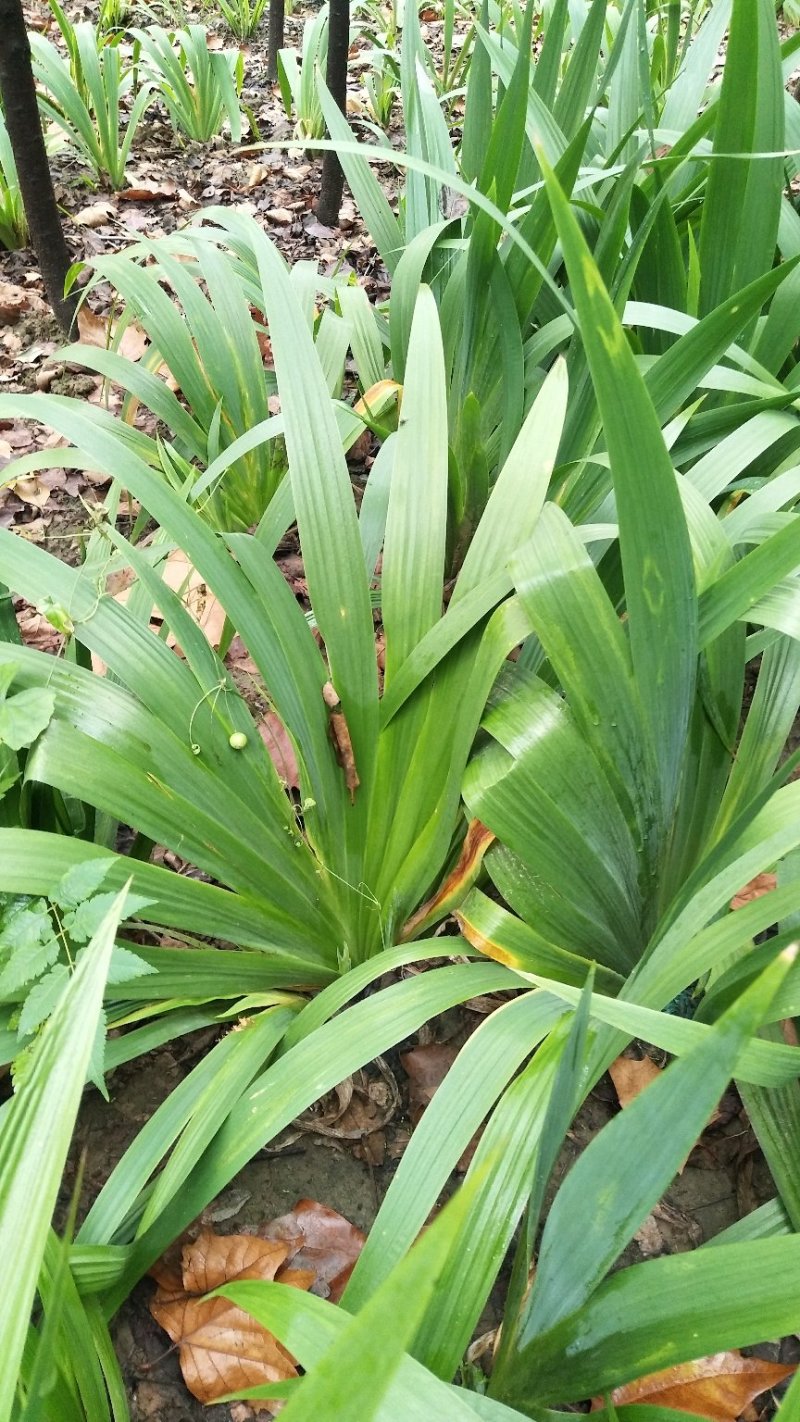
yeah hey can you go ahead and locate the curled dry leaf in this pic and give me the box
[8,475,51,509]
[591,1351,796,1421]
[149,1230,304,1408]
[608,1053,663,1108]
[295,1061,400,1158]
[731,873,777,911]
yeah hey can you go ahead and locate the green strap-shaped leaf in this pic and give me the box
[541,153,698,843]
[0,889,120,1422]
[501,945,795,1379]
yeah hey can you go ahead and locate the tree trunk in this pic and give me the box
[316,0,349,227]
[267,0,284,84]
[0,0,78,334]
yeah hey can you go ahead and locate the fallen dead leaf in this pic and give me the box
[266,206,294,226]
[0,282,30,325]
[246,163,271,189]
[150,1229,302,1408]
[117,182,177,202]
[401,1043,459,1125]
[608,1053,663,1107]
[731,873,777,911]
[258,711,300,790]
[295,1061,400,1164]
[592,1351,796,1421]
[257,1199,366,1303]
[72,200,116,228]
[77,305,149,363]
[8,474,51,509]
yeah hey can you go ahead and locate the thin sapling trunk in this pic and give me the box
[267,0,285,84]
[0,0,78,334]
[316,0,349,226]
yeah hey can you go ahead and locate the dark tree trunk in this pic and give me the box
[316,0,349,227]
[0,0,77,334]
[267,0,284,84]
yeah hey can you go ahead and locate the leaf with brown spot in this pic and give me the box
[731,873,777,911]
[149,1230,302,1406]
[322,681,359,803]
[592,1351,796,1420]
[608,1054,663,1107]
[400,820,496,941]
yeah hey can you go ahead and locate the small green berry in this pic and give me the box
[229,731,248,750]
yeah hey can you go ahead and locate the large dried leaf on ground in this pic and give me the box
[609,1054,663,1107]
[150,1229,308,1406]
[731,874,777,911]
[257,1198,366,1302]
[401,1043,459,1125]
[77,305,149,363]
[593,1351,795,1420]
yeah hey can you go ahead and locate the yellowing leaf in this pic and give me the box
[402,820,495,941]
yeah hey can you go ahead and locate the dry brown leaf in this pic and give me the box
[401,1043,459,1125]
[608,1053,663,1107]
[731,873,777,911]
[257,1199,366,1303]
[158,549,228,649]
[296,1062,399,1161]
[0,282,30,325]
[258,711,300,790]
[266,207,294,226]
[592,1351,796,1420]
[322,680,360,803]
[77,305,149,363]
[72,200,116,228]
[246,163,271,189]
[401,1043,478,1169]
[117,183,177,202]
[7,475,51,509]
[150,1230,300,1407]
